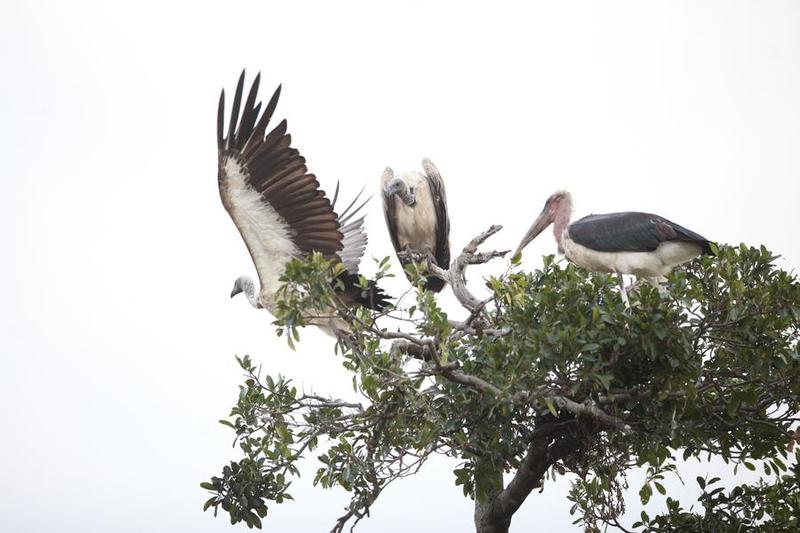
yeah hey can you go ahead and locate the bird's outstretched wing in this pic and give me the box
[331,182,370,274]
[217,71,343,294]
[569,212,713,255]
[332,183,391,309]
[217,71,390,311]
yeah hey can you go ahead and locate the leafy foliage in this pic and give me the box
[203,243,799,532]
[638,462,800,531]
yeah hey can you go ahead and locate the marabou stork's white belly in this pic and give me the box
[394,174,437,252]
[563,236,702,278]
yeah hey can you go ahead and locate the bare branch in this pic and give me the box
[514,390,633,435]
[298,394,364,410]
[439,368,503,397]
[463,225,504,254]
[390,339,434,361]
[427,225,508,313]
[549,396,633,435]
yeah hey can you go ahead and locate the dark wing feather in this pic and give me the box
[336,272,391,311]
[568,212,713,254]
[422,162,450,292]
[381,187,403,258]
[217,71,343,264]
[423,169,451,269]
[380,177,416,285]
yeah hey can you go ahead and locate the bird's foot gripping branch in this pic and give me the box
[203,231,800,533]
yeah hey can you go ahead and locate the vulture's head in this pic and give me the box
[383,169,418,207]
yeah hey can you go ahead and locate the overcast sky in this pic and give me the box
[1,1,799,532]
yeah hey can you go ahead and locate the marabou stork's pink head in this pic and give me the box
[514,190,572,257]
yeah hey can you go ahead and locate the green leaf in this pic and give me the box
[543,397,558,417]
[639,483,653,505]
[276,425,291,442]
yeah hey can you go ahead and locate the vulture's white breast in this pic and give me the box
[393,172,438,252]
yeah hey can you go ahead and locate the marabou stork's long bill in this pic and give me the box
[217,71,390,333]
[382,159,450,292]
[514,191,714,304]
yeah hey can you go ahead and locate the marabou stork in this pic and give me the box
[514,191,713,304]
[217,71,390,333]
[382,159,450,292]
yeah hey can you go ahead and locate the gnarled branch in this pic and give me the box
[428,225,508,313]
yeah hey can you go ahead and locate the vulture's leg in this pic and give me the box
[397,246,409,263]
[425,249,438,268]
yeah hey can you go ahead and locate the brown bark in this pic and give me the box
[474,431,584,533]
[474,467,510,533]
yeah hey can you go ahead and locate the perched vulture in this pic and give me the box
[217,71,390,333]
[381,159,450,291]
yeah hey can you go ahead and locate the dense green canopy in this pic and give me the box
[203,237,799,532]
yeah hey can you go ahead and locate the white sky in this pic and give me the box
[1,1,799,532]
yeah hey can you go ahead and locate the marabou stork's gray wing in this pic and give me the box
[217,71,343,292]
[568,212,713,254]
[422,159,451,270]
[331,182,370,274]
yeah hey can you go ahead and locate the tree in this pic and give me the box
[202,226,800,532]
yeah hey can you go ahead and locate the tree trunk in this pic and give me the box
[474,498,510,533]
[472,433,574,533]
[473,467,511,533]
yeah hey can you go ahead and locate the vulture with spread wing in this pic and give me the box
[217,71,389,333]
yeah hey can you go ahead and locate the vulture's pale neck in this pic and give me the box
[232,275,260,308]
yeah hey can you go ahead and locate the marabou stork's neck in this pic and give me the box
[553,194,573,254]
